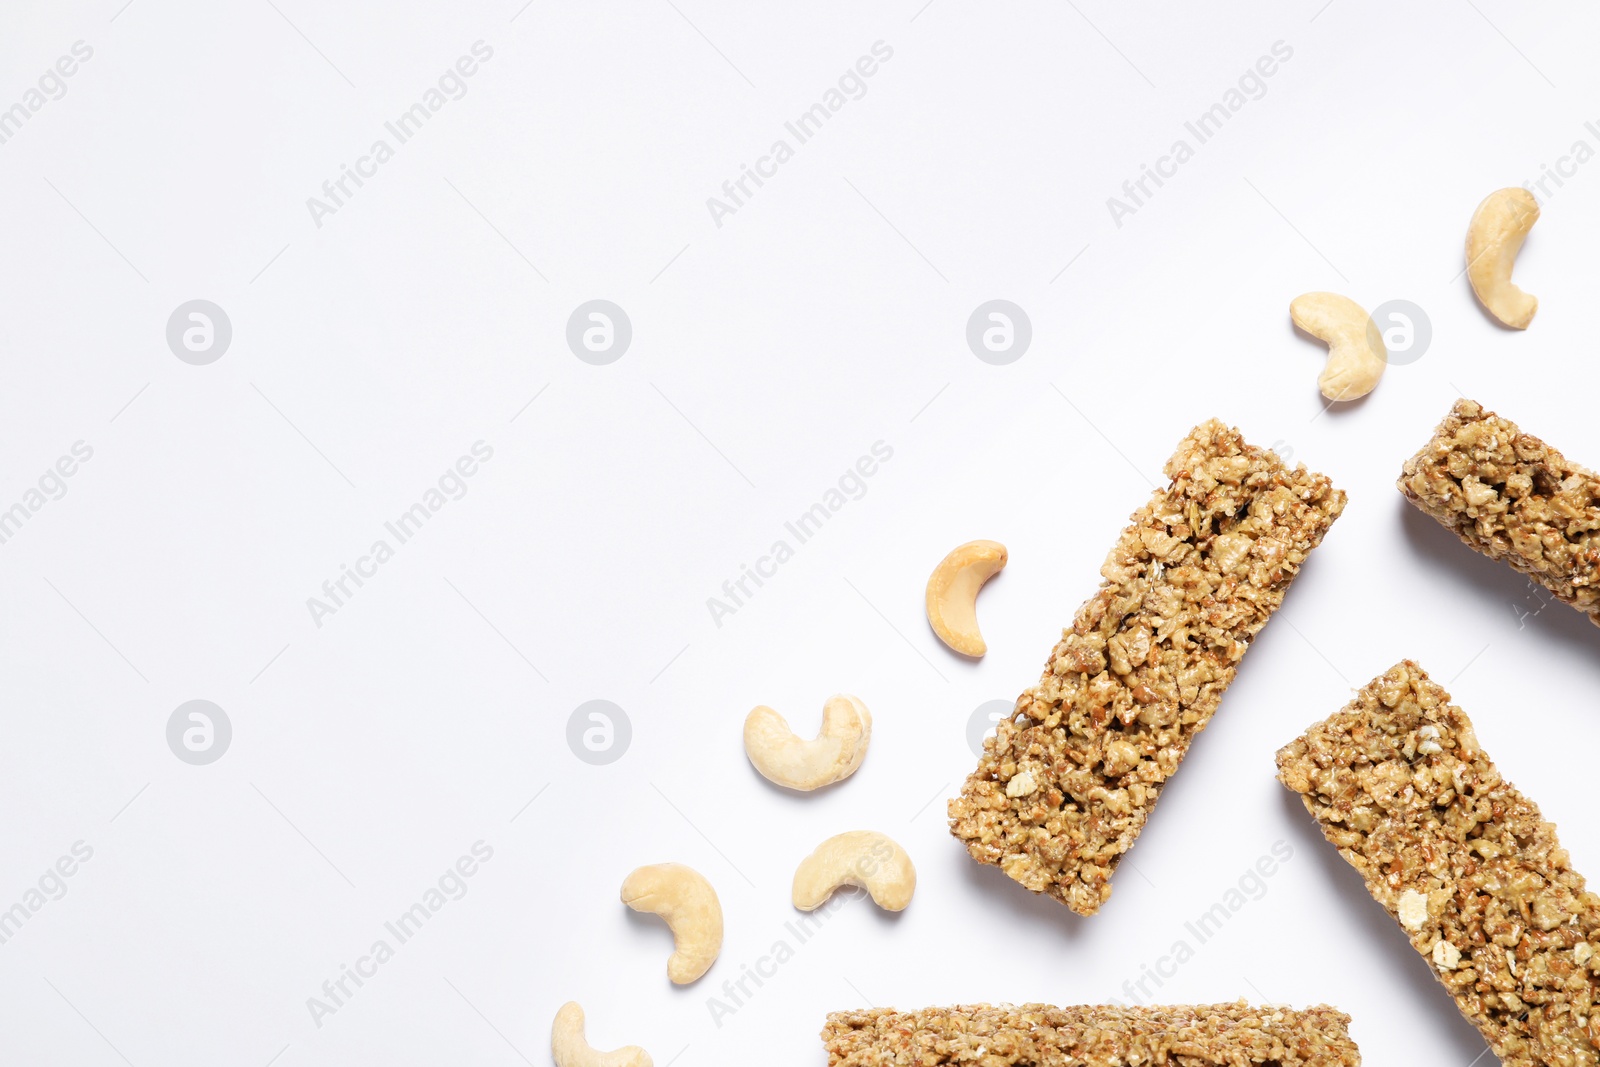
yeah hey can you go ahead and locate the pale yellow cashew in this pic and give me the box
[792,831,916,912]
[743,695,871,791]
[1466,187,1540,329]
[620,863,722,984]
[551,1002,652,1067]
[925,540,1007,656]
[1289,292,1387,401]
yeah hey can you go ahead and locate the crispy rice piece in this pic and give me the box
[1277,660,1600,1067]
[822,1002,1362,1066]
[948,419,1345,915]
[1399,397,1600,625]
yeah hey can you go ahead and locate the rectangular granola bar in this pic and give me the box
[1276,660,1600,1067]
[1399,397,1600,625]
[948,419,1345,915]
[822,1002,1362,1066]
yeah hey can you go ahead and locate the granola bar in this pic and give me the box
[1276,660,1600,1067]
[822,1002,1362,1066]
[948,419,1345,915]
[1399,398,1600,625]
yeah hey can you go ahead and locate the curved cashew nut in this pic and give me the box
[925,540,1007,656]
[792,831,916,912]
[1290,292,1387,401]
[551,1002,652,1067]
[1466,187,1540,329]
[743,695,871,791]
[620,863,722,984]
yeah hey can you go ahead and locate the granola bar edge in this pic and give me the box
[821,1001,1362,1066]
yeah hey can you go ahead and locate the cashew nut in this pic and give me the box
[792,831,915,912]
[743,695,871,791]
[551,1001,652,1067]
[620,863,722,984]
[1466,187,1540,329]
[925,540,1007,656]
[1289,292,1387,401]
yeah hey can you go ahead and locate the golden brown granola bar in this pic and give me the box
[822,1002,1362,1066]
[948,419,1345,915]
[1399,398,1600,625]
[1277,660,1600,1067]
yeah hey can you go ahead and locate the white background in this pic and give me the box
[1,1,1597,1064]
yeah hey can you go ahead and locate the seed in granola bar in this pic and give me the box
[1398,889,1429,930]
[1006,770,1038,798]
